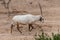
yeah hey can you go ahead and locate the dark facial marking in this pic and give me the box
[39,17,44,21]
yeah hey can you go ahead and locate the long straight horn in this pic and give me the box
[38,2,44,23]
[38,2,43,16]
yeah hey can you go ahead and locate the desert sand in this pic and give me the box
[0,0,60,40]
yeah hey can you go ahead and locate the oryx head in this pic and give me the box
[38,2,44,23]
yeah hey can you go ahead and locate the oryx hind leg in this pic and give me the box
[11,24,14,33]
[17,23,22,33]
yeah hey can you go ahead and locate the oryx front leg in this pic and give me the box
[29,24,34,31]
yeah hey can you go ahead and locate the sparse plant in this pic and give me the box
[0,0,11,18]
[35,32,60,40]
[52,33,60,40]
[35,31,51,40]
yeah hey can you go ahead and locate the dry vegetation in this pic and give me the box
[0,0,60,40]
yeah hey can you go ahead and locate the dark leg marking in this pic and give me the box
[29,24,34,31]
[29,24,30,31]
[17,23,22,33]
[11,24,14,33]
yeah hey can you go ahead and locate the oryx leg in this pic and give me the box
[29,24,34,31]
[11,24,14,33]
[17,23,22,33]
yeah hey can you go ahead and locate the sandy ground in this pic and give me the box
[0,7,60,40]
[0,0,60,40]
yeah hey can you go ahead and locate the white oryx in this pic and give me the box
[11,2,44,33]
